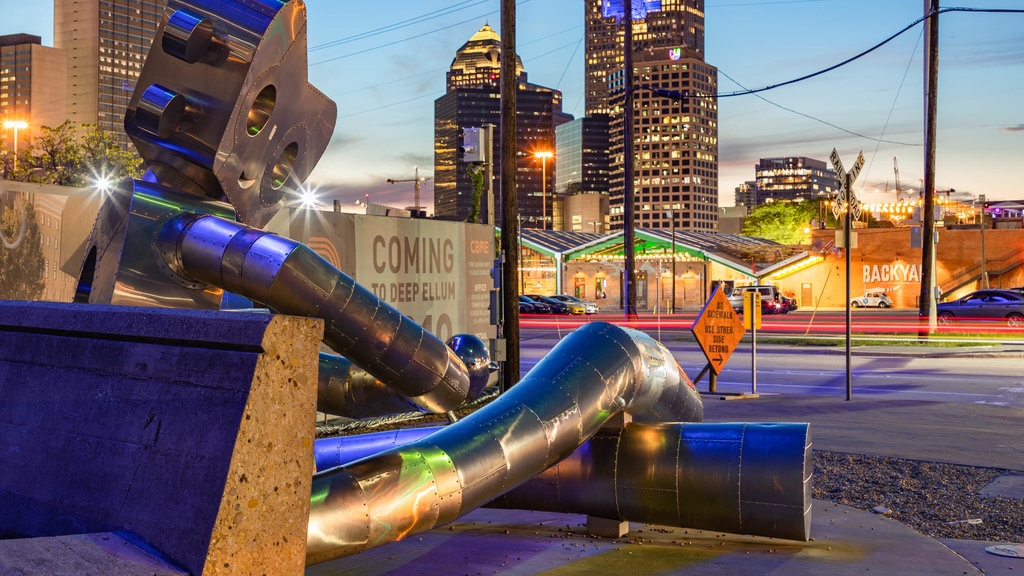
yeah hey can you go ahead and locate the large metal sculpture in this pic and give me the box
[72,0,810,567]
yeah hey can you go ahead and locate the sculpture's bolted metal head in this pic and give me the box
[124,0,336,228]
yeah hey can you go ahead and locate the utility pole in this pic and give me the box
[385,166,432,214]
[622,0,638,320]
[499,0,520,390]
[979,194,989,288]
[918,0,939,333]
[484,124,495,225]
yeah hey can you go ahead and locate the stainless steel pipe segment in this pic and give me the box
[305,322,704,564]
[317,335,495,419]
[492,422,812,541]
[316,353,422,419]
[313,422,811,542]
[162,212,470,414]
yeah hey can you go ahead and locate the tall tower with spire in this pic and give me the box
[433,24,572,225]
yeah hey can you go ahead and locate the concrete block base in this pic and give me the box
[0,301,323,575]
[587,516,630,538]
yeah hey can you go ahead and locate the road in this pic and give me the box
[520,308,1024,338]
[517,321,1024,410]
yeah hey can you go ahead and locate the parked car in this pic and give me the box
[519,295,551,314]
[779,295,798,312]
[518,297,537,314]
[728,285,786,314]
[851,292,893,308]
[524,294,575,315]
[936,289,1024,327]
[548,294,598,314]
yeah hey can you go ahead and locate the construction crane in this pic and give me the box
[386,166,432,212]
[893,156,905,202]
[888,156,905,201]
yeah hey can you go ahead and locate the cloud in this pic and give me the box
[1003,124,1024,133]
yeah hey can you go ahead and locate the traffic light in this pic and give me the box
[462,127,483,163]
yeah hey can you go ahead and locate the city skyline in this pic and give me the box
[4,0,1023,213]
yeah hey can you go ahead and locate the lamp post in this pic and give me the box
[667,210,676,313]
[3,119,28,173]
[534,151,552,230]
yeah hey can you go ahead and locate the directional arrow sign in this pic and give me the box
[690,285,745,375]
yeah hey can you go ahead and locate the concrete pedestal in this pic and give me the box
[0,301,322,575]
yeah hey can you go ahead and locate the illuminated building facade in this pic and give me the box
[54,0,165,150]
[0,34,66,154]
[585,0,717,233]
[607,52,718,232]
[554,114,611,231]
[739,156,841,206]
[434,25,572,226]
[585,0,705,116]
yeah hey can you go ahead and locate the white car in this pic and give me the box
[851,292,893,308]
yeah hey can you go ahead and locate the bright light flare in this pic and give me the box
[91,173,114,196]
[298,185,319,210]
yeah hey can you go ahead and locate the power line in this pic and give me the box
[718,7,1024,99]
[310,1,486,52]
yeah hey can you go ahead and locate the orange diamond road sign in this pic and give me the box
[690,286,746,374]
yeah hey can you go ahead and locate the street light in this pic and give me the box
[534,151,553,230]
[3,119,28,173]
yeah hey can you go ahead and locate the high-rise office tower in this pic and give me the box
[434,24,572,226]
[585,0,705,116]
[585,0,717,232]
[54,0,166,150]
[741,156,841,206]
[0,34,67,155]
[555,114,611,232]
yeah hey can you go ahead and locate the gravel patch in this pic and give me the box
[813,450,1024,542]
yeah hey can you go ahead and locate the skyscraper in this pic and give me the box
[54,0,166,149]
[434,24,571,226]
[740,156,841,206]
[585,0,717,233]
[0,34,67,155]
[555,114,611,232]
[585,0,705,116]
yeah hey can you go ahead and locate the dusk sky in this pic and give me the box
[4,0,1022,212]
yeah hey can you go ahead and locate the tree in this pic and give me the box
[741,200,820,245]
[21,121,82,185]
[466,164,485,224]
[0,198,45,300]
[79,124,144,185]
[13,121,143,187]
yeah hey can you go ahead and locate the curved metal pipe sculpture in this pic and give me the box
[160,212,471,414]
[317,335,495,419]
[313,421,812,542]
[305,321,703,564]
